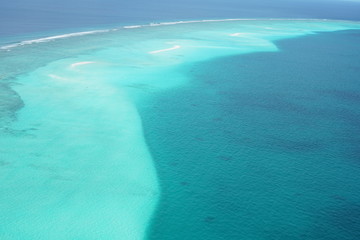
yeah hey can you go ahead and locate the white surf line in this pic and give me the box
[70,61,97,68]
[0,29,115,50]
[0,18,339,51]
[143,18,330,28]
[149,45,181,54]
[123,25,142,29]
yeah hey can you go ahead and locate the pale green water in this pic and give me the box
[1,20,360,239]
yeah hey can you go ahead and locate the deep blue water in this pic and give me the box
[142,30,360,239]
[1,0,360,38]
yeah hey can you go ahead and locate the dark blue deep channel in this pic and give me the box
[141,30,360,240]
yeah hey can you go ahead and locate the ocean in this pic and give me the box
[2,0,360,38]
[0,1,360,240]
[143,29,360,240]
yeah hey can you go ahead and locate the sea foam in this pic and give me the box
[0,29,114,50]
[0,18,333,51]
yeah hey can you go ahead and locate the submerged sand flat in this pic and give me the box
[0,19,360,240]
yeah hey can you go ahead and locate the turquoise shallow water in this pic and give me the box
[0,20,360,239]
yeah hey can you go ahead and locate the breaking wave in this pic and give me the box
[0,18,329,51]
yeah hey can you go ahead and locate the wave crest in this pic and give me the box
[0,18,332,51]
